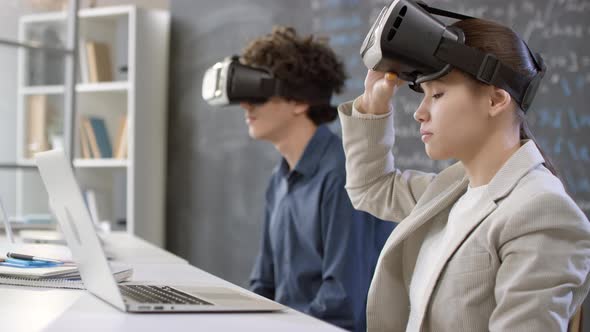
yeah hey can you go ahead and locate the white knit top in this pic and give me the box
[407,184,488,330]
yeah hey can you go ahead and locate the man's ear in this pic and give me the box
[292,102,310,115]
[488,87,512,117]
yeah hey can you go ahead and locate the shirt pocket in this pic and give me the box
[445,252,492,275]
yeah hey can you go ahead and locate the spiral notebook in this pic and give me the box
[0,264,133,290]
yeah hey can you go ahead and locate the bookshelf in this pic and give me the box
[15,5,170,247]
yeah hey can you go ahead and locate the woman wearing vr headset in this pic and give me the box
[339,10,590,332]
[239,27,395,332]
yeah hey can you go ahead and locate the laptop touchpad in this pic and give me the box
[174,286,258,302]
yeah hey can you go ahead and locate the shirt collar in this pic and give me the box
[278,125,333,179]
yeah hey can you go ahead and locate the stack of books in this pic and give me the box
[0,261,132,289]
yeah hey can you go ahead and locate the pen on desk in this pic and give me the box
[6,252,63,264]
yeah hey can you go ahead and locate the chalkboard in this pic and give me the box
[167,0,590,294]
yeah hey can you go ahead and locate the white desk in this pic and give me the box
[2,231,188,264]
[101,232,188,264]
[0,233,344,332]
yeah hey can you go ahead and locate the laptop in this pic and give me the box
[34,149,283,313]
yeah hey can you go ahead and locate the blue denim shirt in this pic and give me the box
[250,125,395,331]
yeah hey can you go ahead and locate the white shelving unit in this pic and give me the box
[15,6,170,247]
[19,82,130,95]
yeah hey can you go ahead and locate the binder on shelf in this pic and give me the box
[26,95,50,158]
[86,41,113,83]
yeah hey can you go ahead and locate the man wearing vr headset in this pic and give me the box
[338,1,590,331]
[203,27,394,331]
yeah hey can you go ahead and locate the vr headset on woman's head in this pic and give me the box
[360,0,546,112]
[202,56,332,107]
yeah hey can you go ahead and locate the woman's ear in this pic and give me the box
[489,87,512,117]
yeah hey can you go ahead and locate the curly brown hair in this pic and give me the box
[241,26,347,126]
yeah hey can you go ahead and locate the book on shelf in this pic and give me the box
[86,40,113,83]
[79,121,92,159]
[114,115,128,159]
[78,37,90,83]
[26,95,50,158]
[81,116,101,158]
[88,117,113,158]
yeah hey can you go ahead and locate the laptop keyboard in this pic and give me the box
[119,285,212,305]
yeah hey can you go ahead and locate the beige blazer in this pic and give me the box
[338,100,590,332]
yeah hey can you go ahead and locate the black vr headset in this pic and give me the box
[360,0,546,112]
[202,56,332,106]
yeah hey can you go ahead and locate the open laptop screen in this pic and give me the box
[35,149,126,310]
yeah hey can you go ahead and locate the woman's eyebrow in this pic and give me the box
[422,79,441,91]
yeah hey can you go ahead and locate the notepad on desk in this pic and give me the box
[0,263,78,278]
[0,263,132,289]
